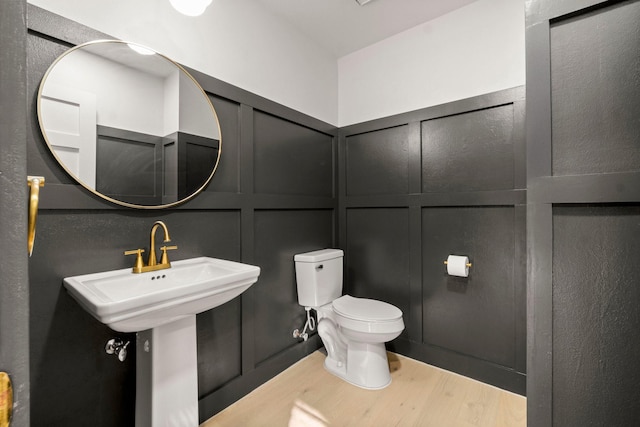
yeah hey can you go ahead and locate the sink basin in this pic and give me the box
[65,256,261,426]
[64,257,260,332]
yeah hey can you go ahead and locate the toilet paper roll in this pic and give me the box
[446,255,469,277]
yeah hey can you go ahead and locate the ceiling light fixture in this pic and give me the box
[169,0,212,17]
[355,0,374,5]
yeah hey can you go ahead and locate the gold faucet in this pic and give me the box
[124,220,178,273]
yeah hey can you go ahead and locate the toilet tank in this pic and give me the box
[294,249,343,307]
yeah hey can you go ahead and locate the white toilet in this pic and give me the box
[294,248,405,389]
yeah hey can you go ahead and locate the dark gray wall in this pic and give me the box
[95,126,163,204]
[339,87,527,394]
[526,0,640,425]
[26,6,335,425]
[21,2,640,426]
[552,205,640,426]
[0,0,30,426]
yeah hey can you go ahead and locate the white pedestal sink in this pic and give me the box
[64,257,261,427]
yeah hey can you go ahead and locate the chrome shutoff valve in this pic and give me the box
[292,307,316,342]
[292,328,309,341]
[105,338,130,362]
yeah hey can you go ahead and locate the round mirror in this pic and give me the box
[37,40,221,208]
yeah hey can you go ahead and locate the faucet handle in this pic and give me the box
[159,245,178,265]
[124,249,145,273]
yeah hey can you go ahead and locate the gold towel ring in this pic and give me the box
[27,176,45,256]
[0,371,12,427]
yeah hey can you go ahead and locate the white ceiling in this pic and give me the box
[253,0,479,57]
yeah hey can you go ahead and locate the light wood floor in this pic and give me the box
[202,351,526,427]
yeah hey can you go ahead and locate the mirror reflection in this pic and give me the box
[37,40,221,208]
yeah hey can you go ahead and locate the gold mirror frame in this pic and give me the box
[37,40,222,209]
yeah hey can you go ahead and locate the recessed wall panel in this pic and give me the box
[30,210,241,426]
[550,2,640,176]
[206,95,240,193]
[185,140,218,196]
[345,208,410,337]
[96,133,160,200]
[197,298,242,397]
[254,111,333,196]
[253,209,334,364]
[422,206,516,367]
[346,125,409,196]
[421,105,515,192]
[192,211,243,397]
[27,8,338,424]
[553,205,640,426]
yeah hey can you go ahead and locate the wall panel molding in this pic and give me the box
[26,5,337,425]
[339,86,527,395]
[526,0,640,425]
[0,1,30,425]
[341,86,525,138]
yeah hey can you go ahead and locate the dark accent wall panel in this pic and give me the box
[339,87,526,395]
[0,2,30,425]
[26,6,337,425]
[203,95,239,194]
[253,111,333,196]
[421,105,515,192]
[422,207,516,368]
[96,127,162,202]
[345,125,410,196]
[188,210,244,399]
[29,210,241,426]
[184,139,218,196]
[552,205,640,426]
[253,209,334,364]
[550,1,640,176]
[197,298,242,398]
[345,208,411,338]
[527,1,640,425]
[163,139,178,200]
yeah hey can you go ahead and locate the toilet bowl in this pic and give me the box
[294,249,405,389]
[316,295,403,389]
[332,295,404,343]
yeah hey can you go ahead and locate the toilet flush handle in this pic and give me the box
[316,264,323,270]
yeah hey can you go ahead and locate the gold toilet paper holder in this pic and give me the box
[443,260,472,268]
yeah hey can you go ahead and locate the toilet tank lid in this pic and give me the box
[294,249,344,262]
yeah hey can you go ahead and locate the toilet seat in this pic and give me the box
[332,295,403,334]
[333,295,401,321]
